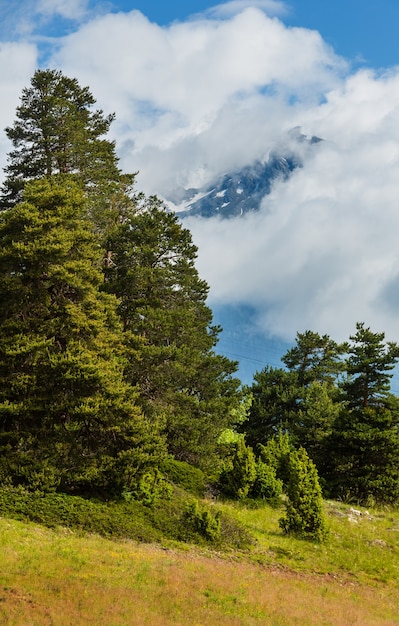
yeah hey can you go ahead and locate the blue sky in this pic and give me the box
[2,0,399,354]
[2,0,399,69]
[121,0,399,69]
[283,0,399,69]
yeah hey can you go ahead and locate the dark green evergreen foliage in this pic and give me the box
[103,196,241,467]
[0,178,164,494]
[279,447,327,542]
[258,432,293,486]
[243,367,300,448]
[0,69,127,210]
[0,68,242,500]
[326,406,399,504]
[243,332,347,475]
[159,458,206,496]
[219,436,284,503]
[123,468,173,506]
[325,324,399,504]
[282,330,346,387]
[250,460,283,503]
[0,486,253,548]
[296,381,339,473]
[244,324,399,505]
[244,332,344,452]
[0,487,163,542]
[342,322,399,409]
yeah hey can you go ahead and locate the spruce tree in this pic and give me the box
[0,178,164,494]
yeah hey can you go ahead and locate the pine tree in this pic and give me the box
[243,332,344,463]
[0,68,241,478]
[282,330,346,388]
[296,381,339,473]
[326,323,399,504]
[103,195,241,468]
[342,322,399,409]
[0,178,164,494]
[0,68,131,212]
[327,405,399,504]
[242,366,300,449]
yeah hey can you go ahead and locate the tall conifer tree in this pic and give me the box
[0,68,131,213]
[103,196,241,468]
[327,323,399,503]
[0,179,164,493]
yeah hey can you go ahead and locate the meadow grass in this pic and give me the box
[223,499,399,585]
[1,497,399,625]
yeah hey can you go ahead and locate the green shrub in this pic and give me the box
[184,499,221,542]
[0,483,255,549]
[258,432,292,486]
[160,458,206,496]
[279,448,327,542]
[124,469,173,506]
[219,439,257,499]
[250,460,283,503]
[0,486,162,542]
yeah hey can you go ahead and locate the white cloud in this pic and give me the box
[36,0,89,20]
[2,3,399,344]
[185,67,399,342]
[0,41,38,172]
[49,7,344,190]
[204,0,288,19]
[0,0,90,40]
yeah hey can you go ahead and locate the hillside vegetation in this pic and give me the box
[1,495,399,625]
[1,69,399,624]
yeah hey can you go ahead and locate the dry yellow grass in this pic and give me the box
[1,518,399,625]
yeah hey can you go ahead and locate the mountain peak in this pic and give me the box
[165,129,322,219]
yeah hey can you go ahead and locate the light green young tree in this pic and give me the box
[279,447,327,542]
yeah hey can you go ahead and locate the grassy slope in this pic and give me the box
[1,498,399,625]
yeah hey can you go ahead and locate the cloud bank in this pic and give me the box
[2,2,399,343]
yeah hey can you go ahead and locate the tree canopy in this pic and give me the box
[0,69,130,212]
[0,68,241,495]
[0,178,164,494]
[103,194,241,467]
[2,68,399,507]
[243,325,399,504]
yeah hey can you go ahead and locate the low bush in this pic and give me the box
[123,468,173,506]
[0,486,162,542]
[160,458,206,496]
[184,499,221,542]
[0,485,253,549]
